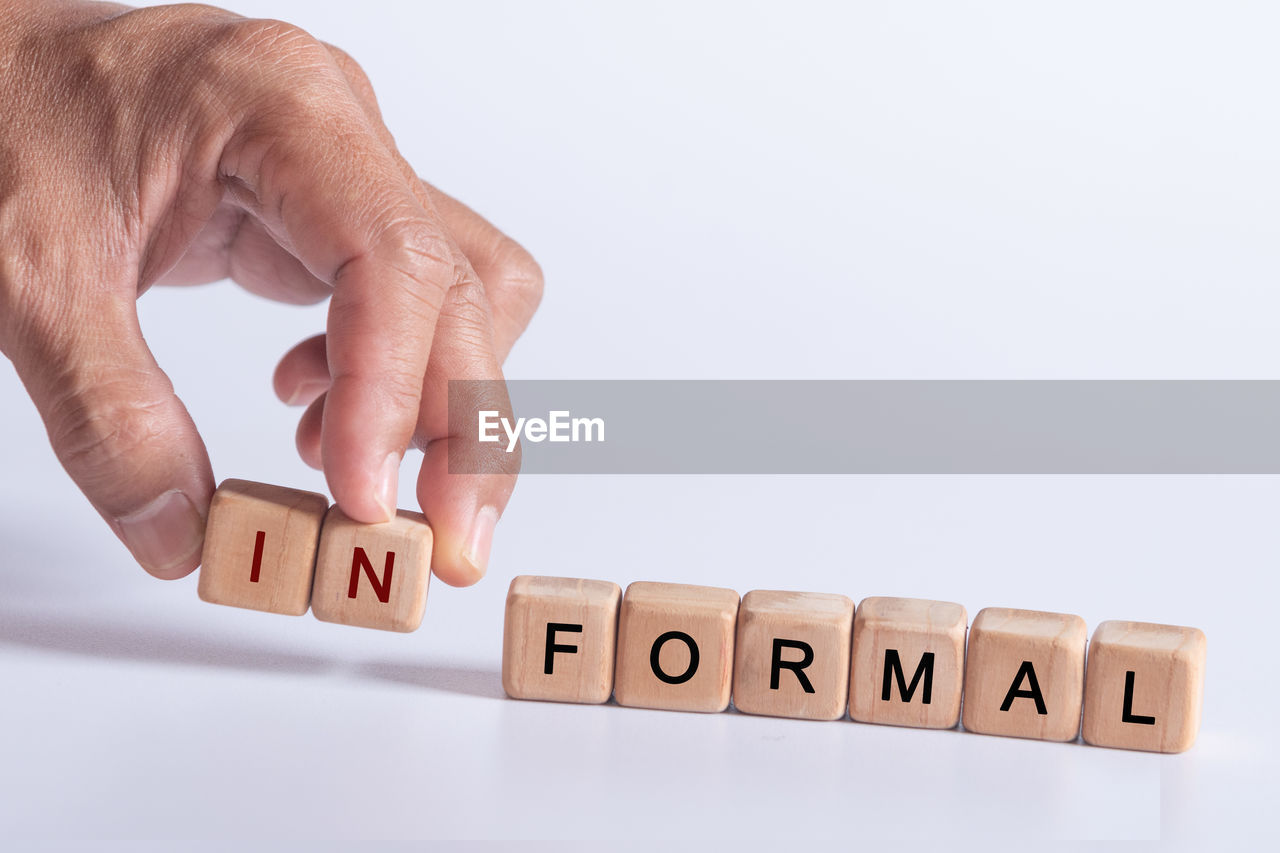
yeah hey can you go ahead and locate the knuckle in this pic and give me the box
[322,42,369,83]
[445,279,494,337]
[218,17,327,63]
[379,219,456,300]
[45,374,175,486]
[495,243,545,310]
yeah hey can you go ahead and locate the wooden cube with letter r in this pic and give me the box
[502,575,622,704]
[849,597,968,728]
[732,590,854,721]
[311,507,433,632]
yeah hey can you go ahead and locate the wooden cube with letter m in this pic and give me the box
[849,597,968,729]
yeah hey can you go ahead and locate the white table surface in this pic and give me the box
[1,1,1276,846]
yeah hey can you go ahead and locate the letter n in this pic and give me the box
[348,547,395,603]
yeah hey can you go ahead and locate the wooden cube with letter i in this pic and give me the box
[198,479,329,616]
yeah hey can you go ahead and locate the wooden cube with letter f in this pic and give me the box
[311,507,433,632]
[502,575,623,703]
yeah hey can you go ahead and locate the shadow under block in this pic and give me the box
[732,590,854,721]
[1082,621,1207,753]
[197,478,329,616]
[849,597,967,729]
[614,582,740,713]
[502,575,622,704]
[310,507,433,632]
[962,607,1087,742]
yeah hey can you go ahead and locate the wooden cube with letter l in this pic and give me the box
[732,590,854,721]
[1082,620,1207,753]
[311,506,433,632]
[849,597,968,728]
[198,479,329,616]
[502,575,623,703]
[962,607,1087,742]
[614,582,740,713]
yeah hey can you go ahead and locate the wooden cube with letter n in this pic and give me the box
[311,507,433,632]
[502,575,622,703]
[614,582,740,713]
[732,590,854,721]
[198,479,329,616]
[1082,620,1207,753]
[849,597,967,728]
[962,607,1087,742]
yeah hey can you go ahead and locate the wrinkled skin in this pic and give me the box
[0,2,542,585]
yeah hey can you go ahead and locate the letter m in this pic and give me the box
[881,649,935,704]
[348,547,394,603]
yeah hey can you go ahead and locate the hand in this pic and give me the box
[0,2,541,585]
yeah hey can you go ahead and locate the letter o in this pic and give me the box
[650,630,700,685]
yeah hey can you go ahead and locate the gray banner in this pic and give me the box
[447,380,1280,474]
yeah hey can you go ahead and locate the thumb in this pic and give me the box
[12,299,215,579]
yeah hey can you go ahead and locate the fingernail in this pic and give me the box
[116,490,205,577]
[377,452,401,520]
[286,380,329,407]
[461,505,499,580]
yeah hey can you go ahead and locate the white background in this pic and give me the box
[1,0,1277,846]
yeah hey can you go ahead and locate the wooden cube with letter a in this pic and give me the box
[849,597,967,728]
[732,590,854,721]
[1082,620,1207,753]
[614,582,740,713]
[962,607,1087,742]
[502,575,622,703]
[198,479,329,615]
[311,507,433,632]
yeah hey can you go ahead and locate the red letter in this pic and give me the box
[348,547,395,603]
[249,530,266,583]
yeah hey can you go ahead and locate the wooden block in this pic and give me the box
[1082,620,1207,753]
[613,582,740,713]
[962,607,1087,742]
[310,506,432,632]
[731,590,854,721]
[849,597,967,729]
[502,575,622,704]
[197,478,328,616]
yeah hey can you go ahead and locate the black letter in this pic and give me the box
[999,660,1048,714]
[544,622,583,675]
[650,630,699,684]
[770,638,815,693]
[881,649,935,704]
[1121,670,1156,725]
